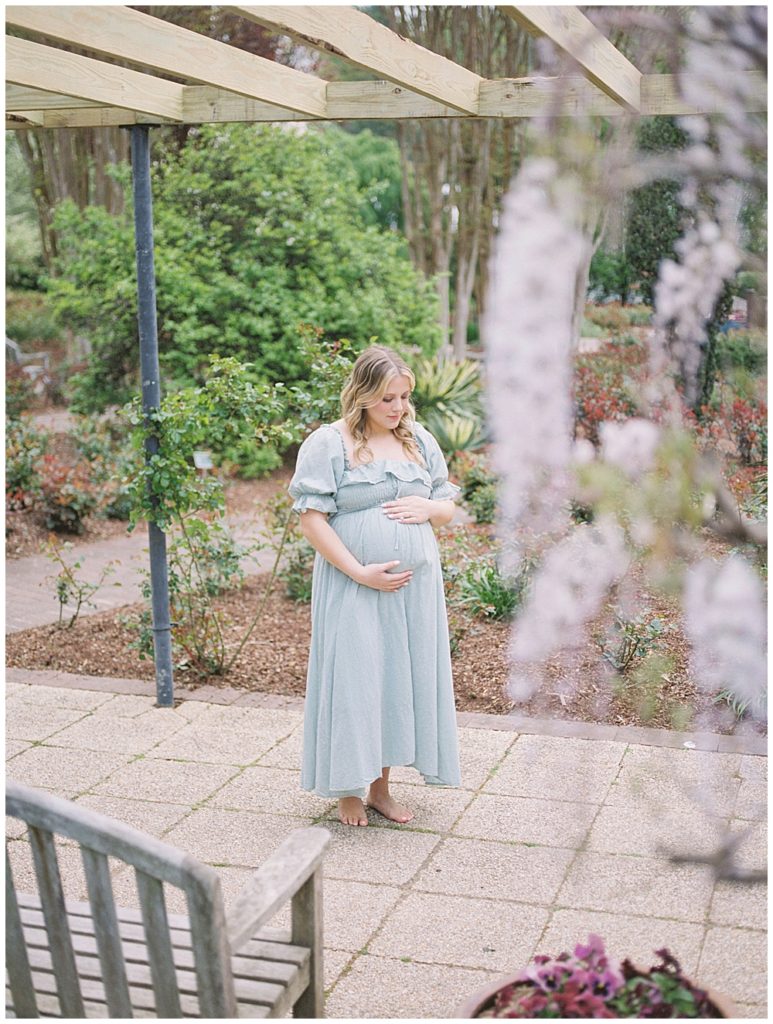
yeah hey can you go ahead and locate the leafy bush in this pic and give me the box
[70,412,140,520]
[468,481,498,525]
[37,455,99,534]
[6,418,50,510]
[459,556,531,620]
[410,355,484,454]
[6,363,35,419]
[598,614,667,674]
[584,303,630,337]
[5,291,60,344]
[50,124,440,410]
[716,329,767,375]
[588,248,633,303]
[573,354,638,444]
[730,398,767,465]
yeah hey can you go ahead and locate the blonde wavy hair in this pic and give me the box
[340,346,423,466]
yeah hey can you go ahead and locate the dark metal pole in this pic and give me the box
[130,124,174,707]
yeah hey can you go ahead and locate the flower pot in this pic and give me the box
[455,969,738,1019]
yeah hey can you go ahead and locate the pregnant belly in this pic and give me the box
[335,507,437,573]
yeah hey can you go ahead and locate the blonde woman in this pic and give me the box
[289,345,461,826]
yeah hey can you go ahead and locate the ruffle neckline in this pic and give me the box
[327,425,430,485]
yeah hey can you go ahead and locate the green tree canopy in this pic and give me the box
[49,123,439,411]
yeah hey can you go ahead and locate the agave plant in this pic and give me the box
[412,356,485,453]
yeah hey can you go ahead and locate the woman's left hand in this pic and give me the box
[382,496,434,524]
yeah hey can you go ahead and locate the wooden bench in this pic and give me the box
[6,780,331,1018]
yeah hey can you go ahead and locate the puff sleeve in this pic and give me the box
[415,423,461,502]
[288,426,345,516]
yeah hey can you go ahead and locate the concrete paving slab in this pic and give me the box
[6,814,28,840]
[5,739,33,759]
[698,925,767,1004]
[150,705,300,765]
[7,684,114,711]
[739,754,767,781]
[413,835,574,905]
[323,784,475,834]
[74,794,193,840]
[208,765,334,818]
[453,792,598,848]
[605,761,741,817]
[735,1003,768,1018]
[90,755,239,806]
[620,744,742,780]
[728,819,767,869]
[558,851,715,922]
[322,820,439,886]
[324,953,497,1019]
[369,890,548,971]
[323,879,401,952]
[256,725,304,769]
[161,807,317,869]
[735,779,767,820]
[539,908,705,975]
[710,878,768,930]
[7,746,135,797]
[87,694,157,717]
[484,749,623,803]
[7,836,93,903]
[5,701,90,743]
[45,708,188,755]
[587,801,731,858]
[323,950,355,995]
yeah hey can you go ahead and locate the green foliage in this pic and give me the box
[5,137,45,290]
[598,614,667,674]
[6,418,50,510]
[588,248,633,303]
[626,117,689,305]
[322,126,403,232]
[6,363,35,420]
[5,291,60,344]
[412,356,484,454]
[713,686,767,721]
[459,557,532,620]
[468,481,498,525]
[45,538,118,628]
[716,329,767,376]
[452,449,498,523]
[37,455,100,534]
[742,469,767,521]
[70,412,141,520]
[49,124,439,411]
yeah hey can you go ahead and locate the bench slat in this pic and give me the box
[81,847,134,1017]
[5,851,39,1018]
[136,869,182,1018]
[28,827,85,1018]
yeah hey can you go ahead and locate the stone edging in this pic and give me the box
[7,667,767,756]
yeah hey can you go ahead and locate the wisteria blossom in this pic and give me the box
[684,555,767,716]
[599,419,661,480]
[484,157,583,539]
[508,519,629,701]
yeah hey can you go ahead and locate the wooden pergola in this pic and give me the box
[6,5,766,128]
[6,6,766,705]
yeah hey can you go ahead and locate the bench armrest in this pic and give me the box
[226,827,331,952]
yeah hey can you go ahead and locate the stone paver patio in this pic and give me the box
[5,667,767,1018]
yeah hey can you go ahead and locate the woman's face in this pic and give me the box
[365,373,412,433]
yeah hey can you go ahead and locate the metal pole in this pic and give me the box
[130,125,174,707]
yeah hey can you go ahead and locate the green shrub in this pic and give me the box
[37,455,99,534]
[70,412,140,521]
[411,355,484,454]
[468,481,498,525]
[5,291,60,344]
[716,329,767,375]
[278,539,315,603]
[580,317,607,339]
[49,124,440,411]
[6,363,35,420]
[219,441,283,480]
[6,417,50,510]
[598,614,668,674]
[459,557,531,620]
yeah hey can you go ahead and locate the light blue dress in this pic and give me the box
[289,422,462,798]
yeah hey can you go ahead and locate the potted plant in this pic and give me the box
[456,935,737,1019]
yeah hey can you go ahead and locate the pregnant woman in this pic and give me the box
[289,345,461,826]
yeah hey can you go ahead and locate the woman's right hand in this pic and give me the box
[354,561,413,591]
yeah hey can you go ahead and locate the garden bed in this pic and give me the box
[6,566,759,735]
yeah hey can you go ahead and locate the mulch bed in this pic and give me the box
[6,568,759,735]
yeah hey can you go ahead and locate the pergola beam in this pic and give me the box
[6,4,328,118]
[501,5,642,112]
[7,85,104,110]
[227,4,482,114]
[6,72,765,130]
[6,35,185,121]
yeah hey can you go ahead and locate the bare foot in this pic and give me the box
[338,796,368,826]
[366,792,414,824]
